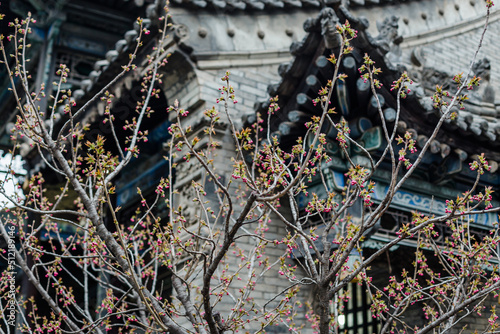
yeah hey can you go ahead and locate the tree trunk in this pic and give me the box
[318,288,331,334]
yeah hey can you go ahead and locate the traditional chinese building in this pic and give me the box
[1,0,500,332]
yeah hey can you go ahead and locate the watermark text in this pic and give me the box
[6,224,16,326]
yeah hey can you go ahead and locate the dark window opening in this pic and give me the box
[337,283,379,334]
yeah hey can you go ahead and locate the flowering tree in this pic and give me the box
[1,1,500,334]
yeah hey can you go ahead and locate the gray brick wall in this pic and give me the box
[163,57,317,332]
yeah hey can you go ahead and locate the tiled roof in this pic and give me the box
[73,2,164,98]
[168,0,411,11]
[258,6,500,165]
[74,0,500,164]
[170,0,320,10]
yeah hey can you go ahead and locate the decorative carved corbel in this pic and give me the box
[374,15,403,66]
[375,16,402,52]
[173,24,193,54]
[319,8,341,49]
[471,58,495,103]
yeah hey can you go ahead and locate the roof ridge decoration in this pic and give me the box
[374,16,403,69]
